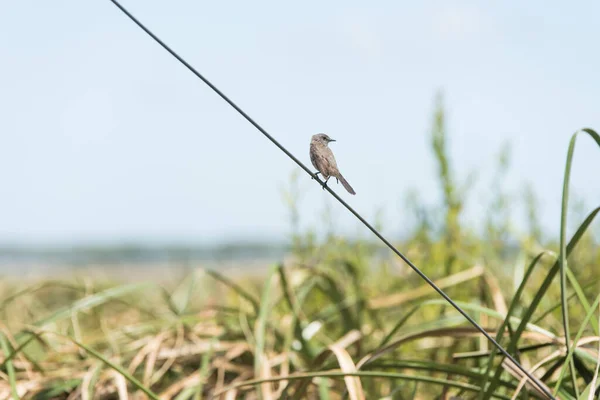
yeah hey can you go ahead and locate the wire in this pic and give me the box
[107,1,556,398]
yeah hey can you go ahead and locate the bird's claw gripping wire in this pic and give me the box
[311,171,329,190]
[311,171,329,189]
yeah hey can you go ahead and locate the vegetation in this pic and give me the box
[1,98,599,399]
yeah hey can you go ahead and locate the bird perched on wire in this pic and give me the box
[309,133,356,195]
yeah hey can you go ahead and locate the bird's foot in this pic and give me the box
[312,171,321,180]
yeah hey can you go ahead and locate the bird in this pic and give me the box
[309,133,356,195]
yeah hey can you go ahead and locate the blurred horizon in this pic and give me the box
[1,1,599,248]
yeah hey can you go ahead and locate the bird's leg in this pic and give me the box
[335,177,339,184]
[322,177,330,190]
[312,171,321,180]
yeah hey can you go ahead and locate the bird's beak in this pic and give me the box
[329,138,336,142]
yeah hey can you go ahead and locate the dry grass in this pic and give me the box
[0,246,598,399]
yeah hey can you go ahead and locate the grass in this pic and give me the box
[0,125,598,399]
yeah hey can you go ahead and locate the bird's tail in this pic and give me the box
[338,174,356,195]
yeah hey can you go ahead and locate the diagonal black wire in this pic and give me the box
[107,1,556,398]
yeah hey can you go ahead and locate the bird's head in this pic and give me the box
[312,133,336,146]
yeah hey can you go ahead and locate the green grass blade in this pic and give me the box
[254,264,278,400]
[484,206,600,398]
[553,294,600,395]
[277,265,315,359]
[559,128,600,396]
[378,304,421,348]
[33,282,150,328]
[0,281,83,313]
[480,251,555,399]
[205,269,260,313]
[168,270,198,316]
[317,377,331,400]
[314,271,358,332]
[195,338,216,400]
[566,267,598,334]
[85,362,104,400]
[175,386,198,400]
[367,360,518,391]
[0,329,47,372]
[37,378,80,398]
[580,303,600,400]
[217,371,513,400]
[0,332,19,400]
[58,332,161,400]
[578,383,592,400]
[534,278,600,324]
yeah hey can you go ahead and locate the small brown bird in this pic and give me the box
[309,133,356,195]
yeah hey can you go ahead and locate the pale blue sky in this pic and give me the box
[1,1,599,245]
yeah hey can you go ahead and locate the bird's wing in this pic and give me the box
[309,144,319,170]
[324,147,338,171]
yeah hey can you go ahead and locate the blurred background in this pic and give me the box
[1,1,599,276]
